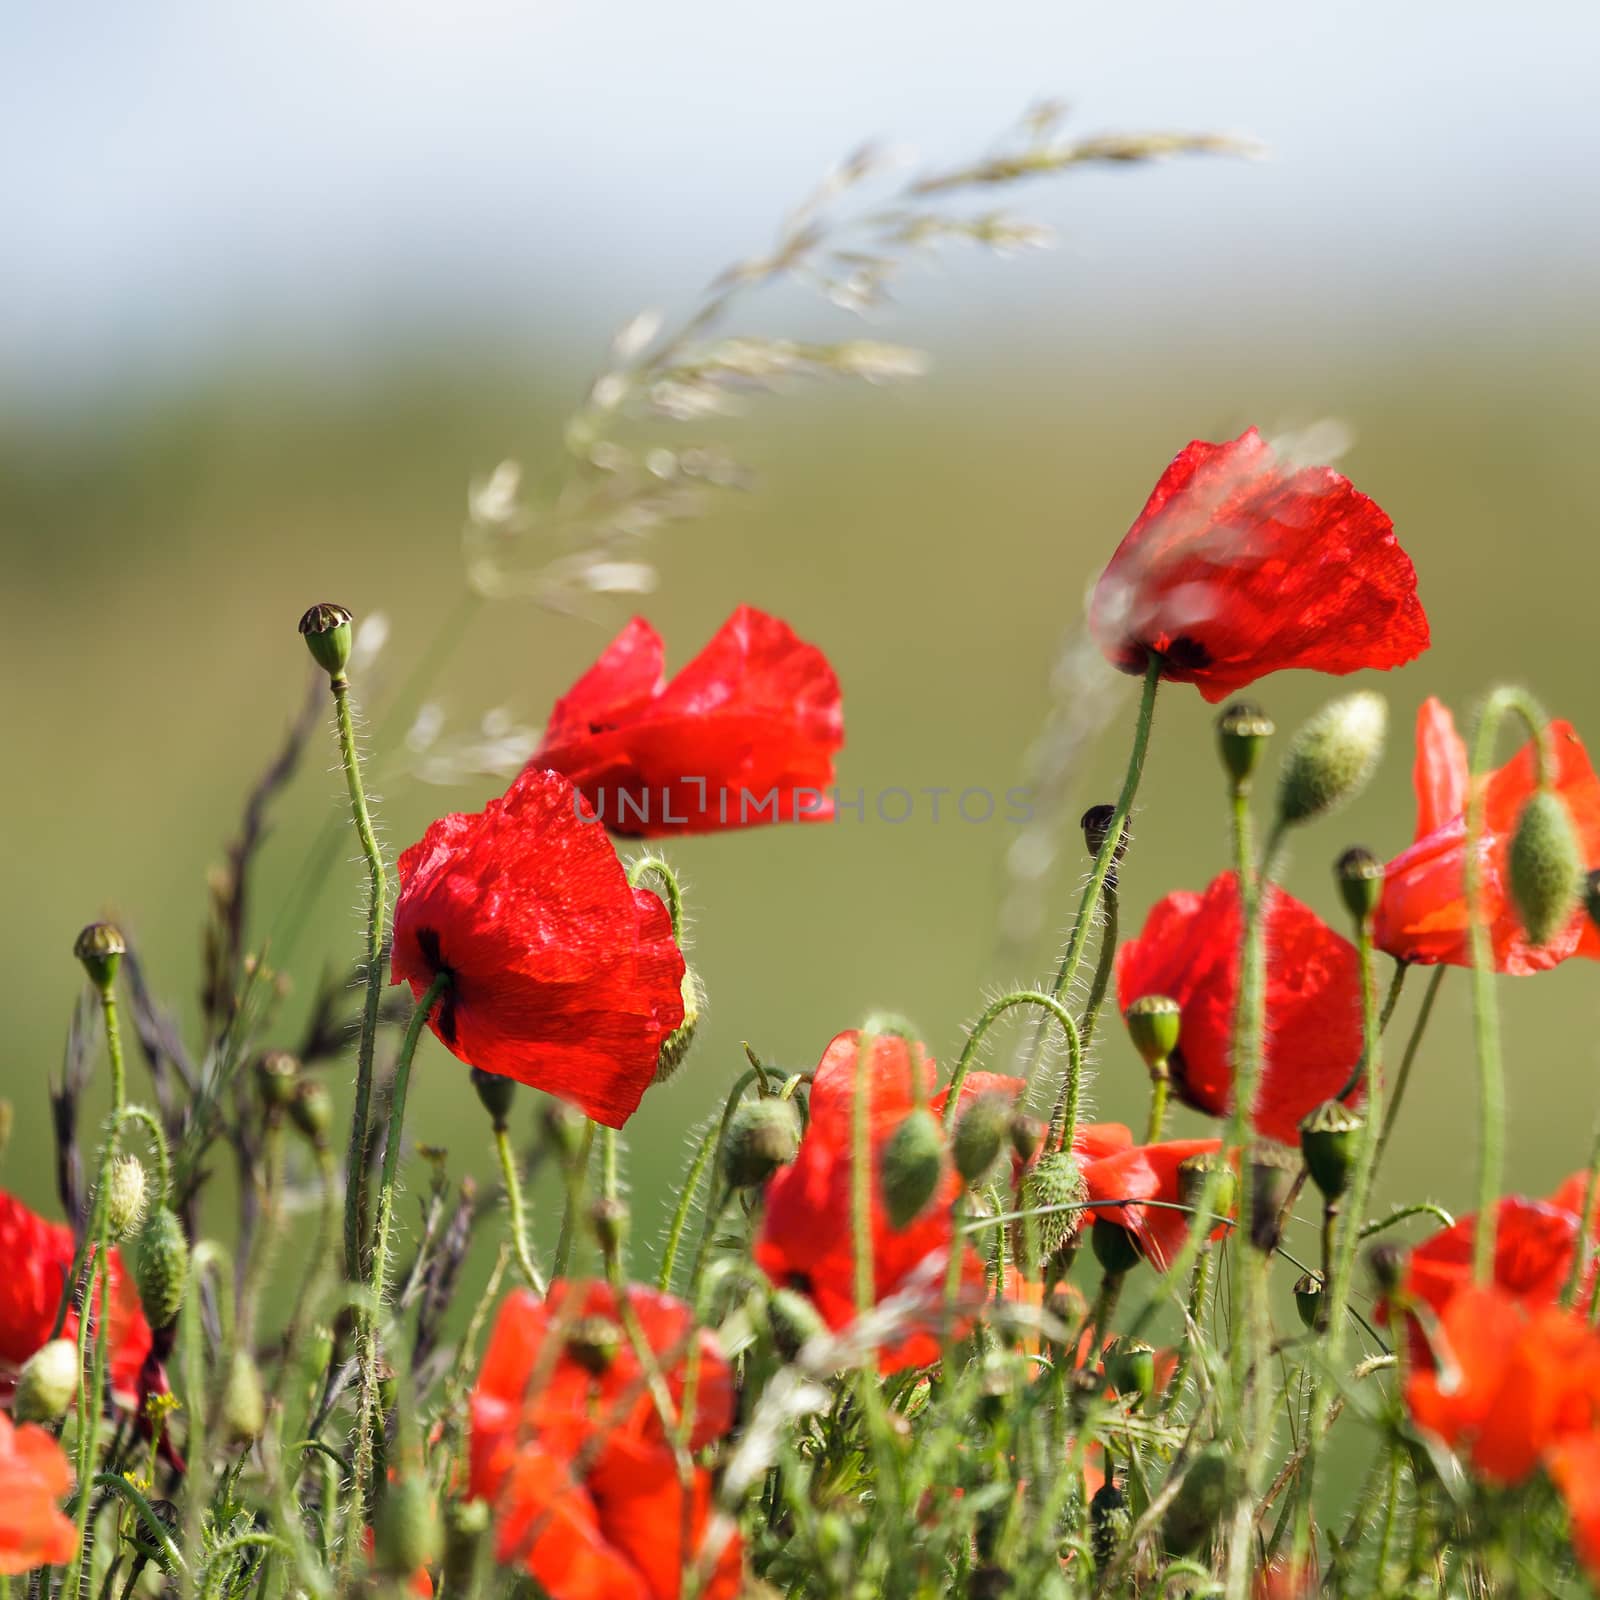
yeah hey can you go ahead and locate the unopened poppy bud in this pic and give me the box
[1367,1242,1406,1300]
[1091,1215,1143,1276]
[1177,1151,1236,1223]
[1217,702,1275,791]
[1104,1337,1157,1406]
[565,1313,623,1376]
[1090,1477,1131,1569]
[589,1197,629,1259]
[105,1155,148,1240]
[1509,788,1581,947]
[1335,846,1384,926]
[1248,1144,1298,1253]
[1161,1445,1237,1556]
[470,1067,516,1130]
[540,1101,589,1165]
[1294,1270,1325,1330]
[256,1050,300,1110]
[1277,692,1387,827]
[655,969,701,1084]
[1299,1100,1364,1201]
[298,602,354,681]
[1009,1113,1046,1164]
[1021,1151,1088,1263]
[290,1079,333,1146]
[1081,804,1131,887]
[953,1091,1013,1186]
[721,1097,801,1189]
[221,1349,266,1442]
[373,1469,441,1576]
[74,922,125,990]
[881,1108,946,1229]
[1124,994,1181,1074]
[135,1206,189,1329]
[14,1339,80,1424]
[767,1287,827,1361]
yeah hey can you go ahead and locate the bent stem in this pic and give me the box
[494,1124,547,1294]
[354,970,449,1521]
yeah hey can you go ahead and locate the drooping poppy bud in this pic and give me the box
[298,602,354,681]
[135,1206,190,1329]
[1081,804,1132,887]
[74,922,125,991]
[953,1091,1012,1186]
[655,968,702,1083]
[14,1340,80,1424]
[105,1155,148,1240]
[721,1097,802,1190]
[1335,846,1384,926]
[1217,702,1275,791]
[1009,1113,1046,1164]
[880,1108,946,1229]
[1277,692,1387,827]
[1509,789,1582,947]
[1299,1100,1363,1202]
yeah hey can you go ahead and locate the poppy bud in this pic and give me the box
[1104,1337,1157,1406]
[1090,1476,1131,1569]
[1276,692,1387,827]
[298,602,354,681]
[1161,1445,1237,1556]
[1299,1100,1364,1201]
[721,1097,802,1190]
[565,1313,623,1376]
[14,1339,80,1424]
[1248,1144,1298,1253]
[655,969,701,1084]
[74,921,125,991]
[135,1206,190,1329]
[1177,1151,1237,1224]
[953,1091,1012,1186]
[1124,994,1181,1074]
[540,1100,589,1165]
[1335,846,1384,926]
[589,1197,628,1261]
[105,1155,148,1240]
[373,1469,441,1576]
[1217,702,1275,791]
[470,1067,516,1130]
[256,1050,300,1110]
[290,1079,333,1146]
[1367,1242,1406,1300]
[1009,1113,1046,1164]
[221,1349,266,1442]
[1021,1151,1088,1263]
[1091,1215,1143,1276]
[1294,1270,1325,1330]
[881,1108,946,1229]
[768,1287,827,1361]
[1509,788,1581,947]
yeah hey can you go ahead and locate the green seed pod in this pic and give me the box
[1509,788,1581,947]
[470,1067,516,1130]
[1217,702,1275,791]
[1090,1214,1143,1276]
[74,922,126,990]
[1277,692,1387,827]
[1299,1099,1364,1202]
[297,602,354,681]
[289,1079,333,1146]
[1124,994,1182,1073]
[1294,1269,1325,1330]
[134,1206,190,1330]
[1368,1242,1406,1300]
[1248,1143,1299,1253]
[1103,1337,1157,1406]
[1177,1151,1237,1225]
[105,1155,148,1240]
[373,1470,441,1576]
[1161,1444,1237,1556]
[221,1349,266,1442]
[1335,846,1385,926]
[255,1050,300,1110]
[565,1314,623,1376]
[654,968,702,1084]
[721,1097,802,1190]
[14,1339,80,1424]
[879,1107,946,1229]
[767,1287,827,1361]
[1021,1150,1088,1263]
[952,1091,1013,1186]
[1090,1477,1131,1570]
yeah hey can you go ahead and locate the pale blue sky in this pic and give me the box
[5,1,1597,393]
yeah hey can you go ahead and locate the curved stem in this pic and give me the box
[494,1125,546,1294]
[658,1119,720,1294]
[332,672,391,1290]
[627,853,686,941]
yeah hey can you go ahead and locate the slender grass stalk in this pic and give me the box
[1374,966,1447,1169]
[493,1124,546,1294]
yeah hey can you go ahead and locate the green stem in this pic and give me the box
[494,1125,546,1294]
[1143,1070,1170,1146]
[551,1121,596,1282]
[1564,1111,1600,1311]
[1077,882,1120,1064]
[944,991,1081,1145]
[355,971,448,1522]
[1373,966,1446,1170]
[657,1119,720,1294]
[333,671,391,1289]
[1164,1246,1214,1412]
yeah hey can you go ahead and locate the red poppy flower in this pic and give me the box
[391,768,686,1128]
[1114,872,1364,1145]
[1081,1138,1227,1269]
[0,1412,77,1573]
[1373,698,1600,974]
[470,1282,740,1600]
[0,1191,151,1410]
[1549,1435,1600,1585]
[530,606,843,836]
[1088,428,1428,702]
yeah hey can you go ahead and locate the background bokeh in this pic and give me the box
[5,2,1600,1323]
